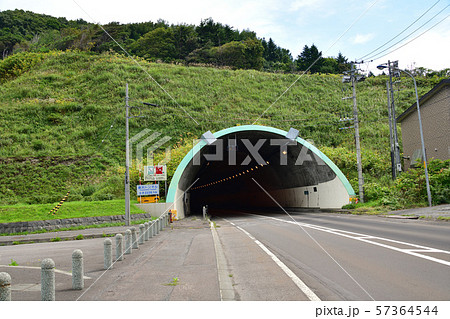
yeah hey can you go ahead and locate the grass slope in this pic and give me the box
[0,50,445,207]
[0,199,143,223]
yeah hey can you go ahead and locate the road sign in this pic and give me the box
[137,184,159,196]
[144,165,167,181]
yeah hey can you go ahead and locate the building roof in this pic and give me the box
[397,78,450,122]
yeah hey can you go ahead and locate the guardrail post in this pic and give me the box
[131,227,139,249]
[144,222,149,241]
[0,272,11,301]
[125,229,132,254]
[115,234,124,261]
[104,238,113,269]
[139,224,145,245]
[41,258,55,301]
[72,249,84,290]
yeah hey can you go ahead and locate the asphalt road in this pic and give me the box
[210,209,450,301]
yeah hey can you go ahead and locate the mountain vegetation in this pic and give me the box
[1,9,349,73]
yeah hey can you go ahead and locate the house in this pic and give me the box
[397,78,450,170]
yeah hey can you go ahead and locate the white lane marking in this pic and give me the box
[225,219,321,301]
[242,213,450,267]
[0,264,92,279]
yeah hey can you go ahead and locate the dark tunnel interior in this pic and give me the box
[181,131,336,215]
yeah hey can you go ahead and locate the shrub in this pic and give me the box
[393,159,449,206]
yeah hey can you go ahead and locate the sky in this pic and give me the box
[1,0,449,74]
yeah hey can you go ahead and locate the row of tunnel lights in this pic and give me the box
[191,161,270,191]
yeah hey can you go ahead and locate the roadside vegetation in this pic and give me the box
[0,199,144,223]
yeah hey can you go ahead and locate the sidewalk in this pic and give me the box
[0,217,220,301]
[384,204,450,219]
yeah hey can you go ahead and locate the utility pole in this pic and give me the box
[351,64,364,203]
[386,81,395,179]
[386,60,402,179]
[342,64,365,202]
[125,83,131,226]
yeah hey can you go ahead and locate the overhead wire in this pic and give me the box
[361,4,450,62]
[357,0,442,62]
[367,12,450,62]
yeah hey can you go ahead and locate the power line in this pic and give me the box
[358,0,442,61]
[362,4,450,62]
[368,13,449,62]
[71,0,200,126]
[251,0,382,125]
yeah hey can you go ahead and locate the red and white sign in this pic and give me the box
[144,165,167,181]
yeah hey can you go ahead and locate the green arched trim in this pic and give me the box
[166,125,355,202]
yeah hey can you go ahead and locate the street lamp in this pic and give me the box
[377,64,432,207]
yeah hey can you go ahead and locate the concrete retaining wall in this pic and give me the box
[134,203,171,217]
[0,212,153,235]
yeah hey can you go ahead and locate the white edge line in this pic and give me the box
[226,219,321,301]
[0,264,92,279]
[244,213,450,268]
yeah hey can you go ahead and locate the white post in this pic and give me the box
[104,238,113,270]
[139,224,145,245]
[125,229,132,254]
[131,227,139,249]
[115,234,124,261]
[72,250,84,290]
[41,258,55,301]
[0,272,11,301]
[144,222,149,241]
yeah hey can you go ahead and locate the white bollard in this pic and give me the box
[144,222,149,241]
[155,219,160,235]
[125,229,132,254]
[115,234,123,261]
[72,249,84,290]
[139,224,145,245]
[0,272,11,301]
[149,221,154,238]
[131,227,139,249]
[160,217,163,231]
[41,258,55,301]
[104,238,113,270]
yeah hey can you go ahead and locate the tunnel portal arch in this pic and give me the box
[167,125,355,219]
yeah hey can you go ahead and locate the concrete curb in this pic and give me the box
[0,229,124,246]
[209,219,236,301]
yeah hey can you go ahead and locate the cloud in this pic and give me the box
[289,0,323,11]
[352,33,375,44]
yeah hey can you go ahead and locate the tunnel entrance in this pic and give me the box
[167,125,355,219]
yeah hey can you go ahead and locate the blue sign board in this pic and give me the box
[137,184,159,196]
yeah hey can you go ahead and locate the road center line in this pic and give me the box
[242,213,450,267]
[223,218,321,301]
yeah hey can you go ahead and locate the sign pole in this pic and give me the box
[125,83,131,226]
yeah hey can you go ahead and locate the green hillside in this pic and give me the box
[0,50,447,206]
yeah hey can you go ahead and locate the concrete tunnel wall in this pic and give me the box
[166,125,355,219]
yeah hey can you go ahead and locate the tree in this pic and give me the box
[210,39,263,70]
[336,52,350,73]
[296,44,323,73]
[266,38,278,62]
[131,27,176,60]
[172,24,198,59]
[319,57,338,74]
